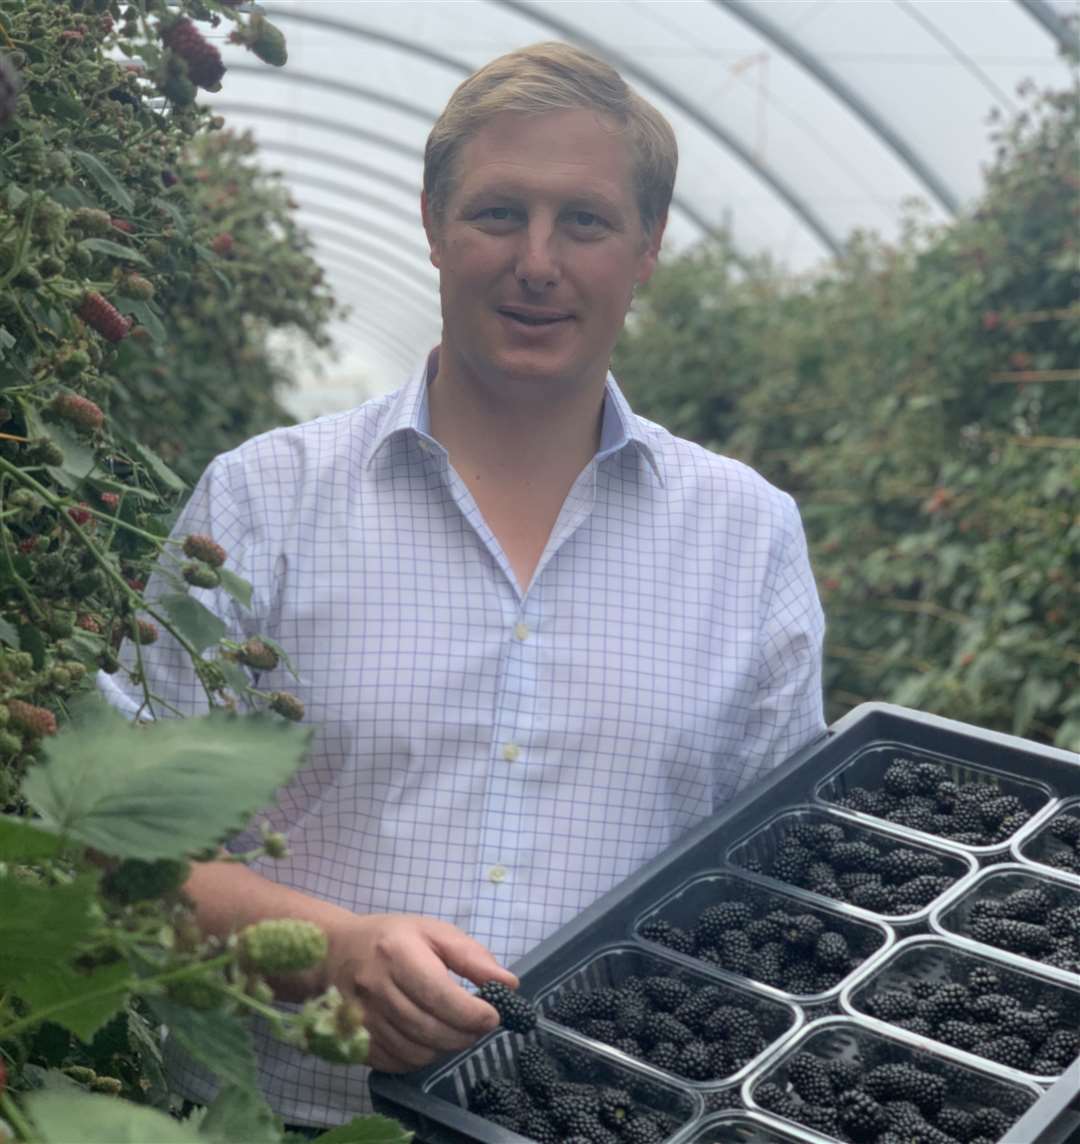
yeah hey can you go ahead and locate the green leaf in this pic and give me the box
[61,627,107,668]
[159,592,227,653]
[77,237,150,267]
[126,1006,170,1110]
[0,871,99,981]
[16,959,131,1043]
[18,620,47,670]
[218,659,252,695]
[43,421,98,490]
[198,1085,279,1143]
[72,150,134,212]
[218,568,253,610]
[113,296,166,342]
[126,438,188,494]
[27,1090,204,1144]
[0,323,15,361]
[22,698,313,860]
[0,614,19,645]
[314,1116,414,1144]
[0,815,63,860]
[147,999,258,1091]
[258,635,300,681]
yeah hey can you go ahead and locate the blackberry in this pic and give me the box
[1041,1028,1080,1065]
[771,842,812,883]
[884,758,923,796]
[830,841,881,871]
[755,1081,800,1119]
[838,1089,888,1141]
[613,998,647,1039]
[936,1107,977,1141]
[701,1004,760,1041]
[896,874,954,905]
[970,993,1021,1022]
[967,965,1001,996]
[866,989,919,1022]
[780,960,821,995]
[913,760,948,793]
[521,1109,561,1143]
[893,800,936,833]
[622,1117,666,1144]
[582,1019,618,1043]
[894,1016,934,1037]
[982,1035,1033,1070]
[971,917,1054,955]
[673,985,725,1031]
[913,980,939,1000]
[838,870,882,892]
[646,1041,680,1071]
[1049,813,1080,845]
[746,917,780,944]
[549,1085,599,1129]
[814,930,850,969]
[808,879,845,901]
[646,1013,693,1048]
[936,1019,982,1050]
[643,976,692,1013]
[997,1008,1051,1046]
[806,859,837,886]
[707,1042,735,1076]
[924,983,971,1022]
[934,781,960,811]
[970,899,1005,921]
[823,1056,863,1091]
[728,1028,766,1063]
[596,1087,633,1130]
[552,991,592,1029]
[999,887,1054,923]
[676,1039,713,1079]
[840,787,880,814]
[781,913,824,948]
[809,822,847,855]
[517,1044,558,1096]
[717,931,755,974]
[477,981,537,1032]
[973,1108,1014,1139]
[850,882,897,912]
[610,1036,641,1058]
[638,918,690,954]
[801,1104,840,1136]
[878,848,944,883]
[755,942,786,988]
[977,796,1013,830]
[787,1051,833,1104]
[584,988,622,1019]
[997,811,1032,840]
[695,901,752,945]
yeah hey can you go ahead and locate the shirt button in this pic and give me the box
[513,622,530,641]
[488,865,507,884]
[501,742,520,763]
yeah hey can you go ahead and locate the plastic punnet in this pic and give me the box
[535,942,803,1089]
[725,805,976,925]
[634,869,894,1005]
[840,934,1080,1082]
[814,741,1055,856]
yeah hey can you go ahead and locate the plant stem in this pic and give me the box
[0,1091,38,1144]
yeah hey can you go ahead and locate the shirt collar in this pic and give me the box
[367,346,664,485]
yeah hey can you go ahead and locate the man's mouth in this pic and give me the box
[498,307,572,326]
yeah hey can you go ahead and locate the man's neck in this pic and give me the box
[426,351,606,488]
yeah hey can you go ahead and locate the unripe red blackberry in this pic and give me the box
[182,533,227,567]
[77,292,129,342]
[51,392,105,432]
[161,18,225,89]
[7,699,57,737]
[238,637,279,671]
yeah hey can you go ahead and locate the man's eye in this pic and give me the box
[573,211,600,227]
[480,207,515,221]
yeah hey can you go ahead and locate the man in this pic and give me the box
[106,41,825,1129]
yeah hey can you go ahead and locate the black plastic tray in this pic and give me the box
[370,702,1080,1143]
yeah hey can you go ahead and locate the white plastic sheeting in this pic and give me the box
[202,0,1078,408]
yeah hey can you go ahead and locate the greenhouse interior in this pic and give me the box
[0,1,1079,1143]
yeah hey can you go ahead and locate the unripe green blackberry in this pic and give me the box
[182,561,220,589]
[268,691,304,721]
[237,918,328,974]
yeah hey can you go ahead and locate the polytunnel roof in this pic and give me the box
[203,0,1078,407]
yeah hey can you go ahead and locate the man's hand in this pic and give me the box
[327,913,519,1073]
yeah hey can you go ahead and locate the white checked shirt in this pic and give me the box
[101,351,825,1127]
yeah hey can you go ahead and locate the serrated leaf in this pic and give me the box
[198,1085,279,1143]
[16,959,131,1043]
[217,568,253,610]
[159,592,227,653]
[42,421,98,489]
[0,615,18,645]
[72,149,134,212]
[0,815,63,860]
[148,999,258,1091]
[22,698,312,860]
[117,296,166,342]
[0,871,99,980]
[218,659,252,695]
[77,237,150,267]
[314,1117,414,1144]
[258,635,300,681]
[28,1090,204,1144]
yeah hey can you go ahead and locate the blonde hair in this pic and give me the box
[424,42,677,239]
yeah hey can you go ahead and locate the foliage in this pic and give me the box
[0,1,405,1139]
[615,74,1080,750]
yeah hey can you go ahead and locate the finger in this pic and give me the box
[387,941,499,1037]
[431,926,519,992]
[371,978,485,1054]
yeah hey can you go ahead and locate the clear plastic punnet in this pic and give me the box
[814,741,1056,857]
[1012,795,1080,884]
[840,934,1080,1082]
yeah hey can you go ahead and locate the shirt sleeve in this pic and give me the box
[96,450,261,722]
[725,492,826,800]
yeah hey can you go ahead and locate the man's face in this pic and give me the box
[422,107,666,394]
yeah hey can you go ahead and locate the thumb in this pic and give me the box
[429,924,519,991]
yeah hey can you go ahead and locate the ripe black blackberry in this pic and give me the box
[746,916,779,944]
[582,1018,618,1043]
[998,1007,1050,1046]
[973,1107,1014,1139]
[849,881,897,912]
[839,786,879,814]
[983,1034,1033,1070]
[780,960,820,995]
[934,780,959,809]
[884,758,922,796]
[810,822,847,854]
[548,1085,600,1130]
[613,997,647,1039]
[701,1003,760,1041]
[770,841,812,883]
[551,990,592,1029]
[838,1089,888,1141]
[610,1036,641,1058]
[936,1019,981,1050]
[596,1087,633,1130]
[638,918,692,955]
[828,840,879,872]
[787,1051,833,1104]
[469,1076,524,1118]
[754,1081,800,1120]
[966,964,1001,995]
[696,901,753,941]
[937,1106,977,1141]
[643,976,692,1013]
[622,1116,666,1144]
[814,930,850,969]
[521,1108,561,1143]
[896,874,954,905]
[646,1040,680,1071]
[801,1103,841,1136]
[673,985,725,1031]
[924,982,971,1022]
[838,870,882,892]
[806,859,836,886]
[970,992,1022,1022]
[878,848,944,883]
[823,1056,863,1092]
[584,988,622,1019]
[755,942,786,988]
[1000,886,1054,922]
[1049,813,1080,845]
[971,916,1054,955]
[517,1044,558,1096]
[476,981,537,1032]
[895,1016,934,1037]
[1041,1028,1080,1065]
[677,1039,713,1079]
[781,912,824,948]
[717,931,755,975]
[646,1013,693,1048]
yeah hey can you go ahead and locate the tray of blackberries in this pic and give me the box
[369,703,1080,1143]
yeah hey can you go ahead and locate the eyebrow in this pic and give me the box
[458,186,628,222]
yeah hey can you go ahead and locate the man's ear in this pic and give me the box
[636,209,668,287]
[420,190,442,270]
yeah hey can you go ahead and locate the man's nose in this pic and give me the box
[514,219,561,292]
